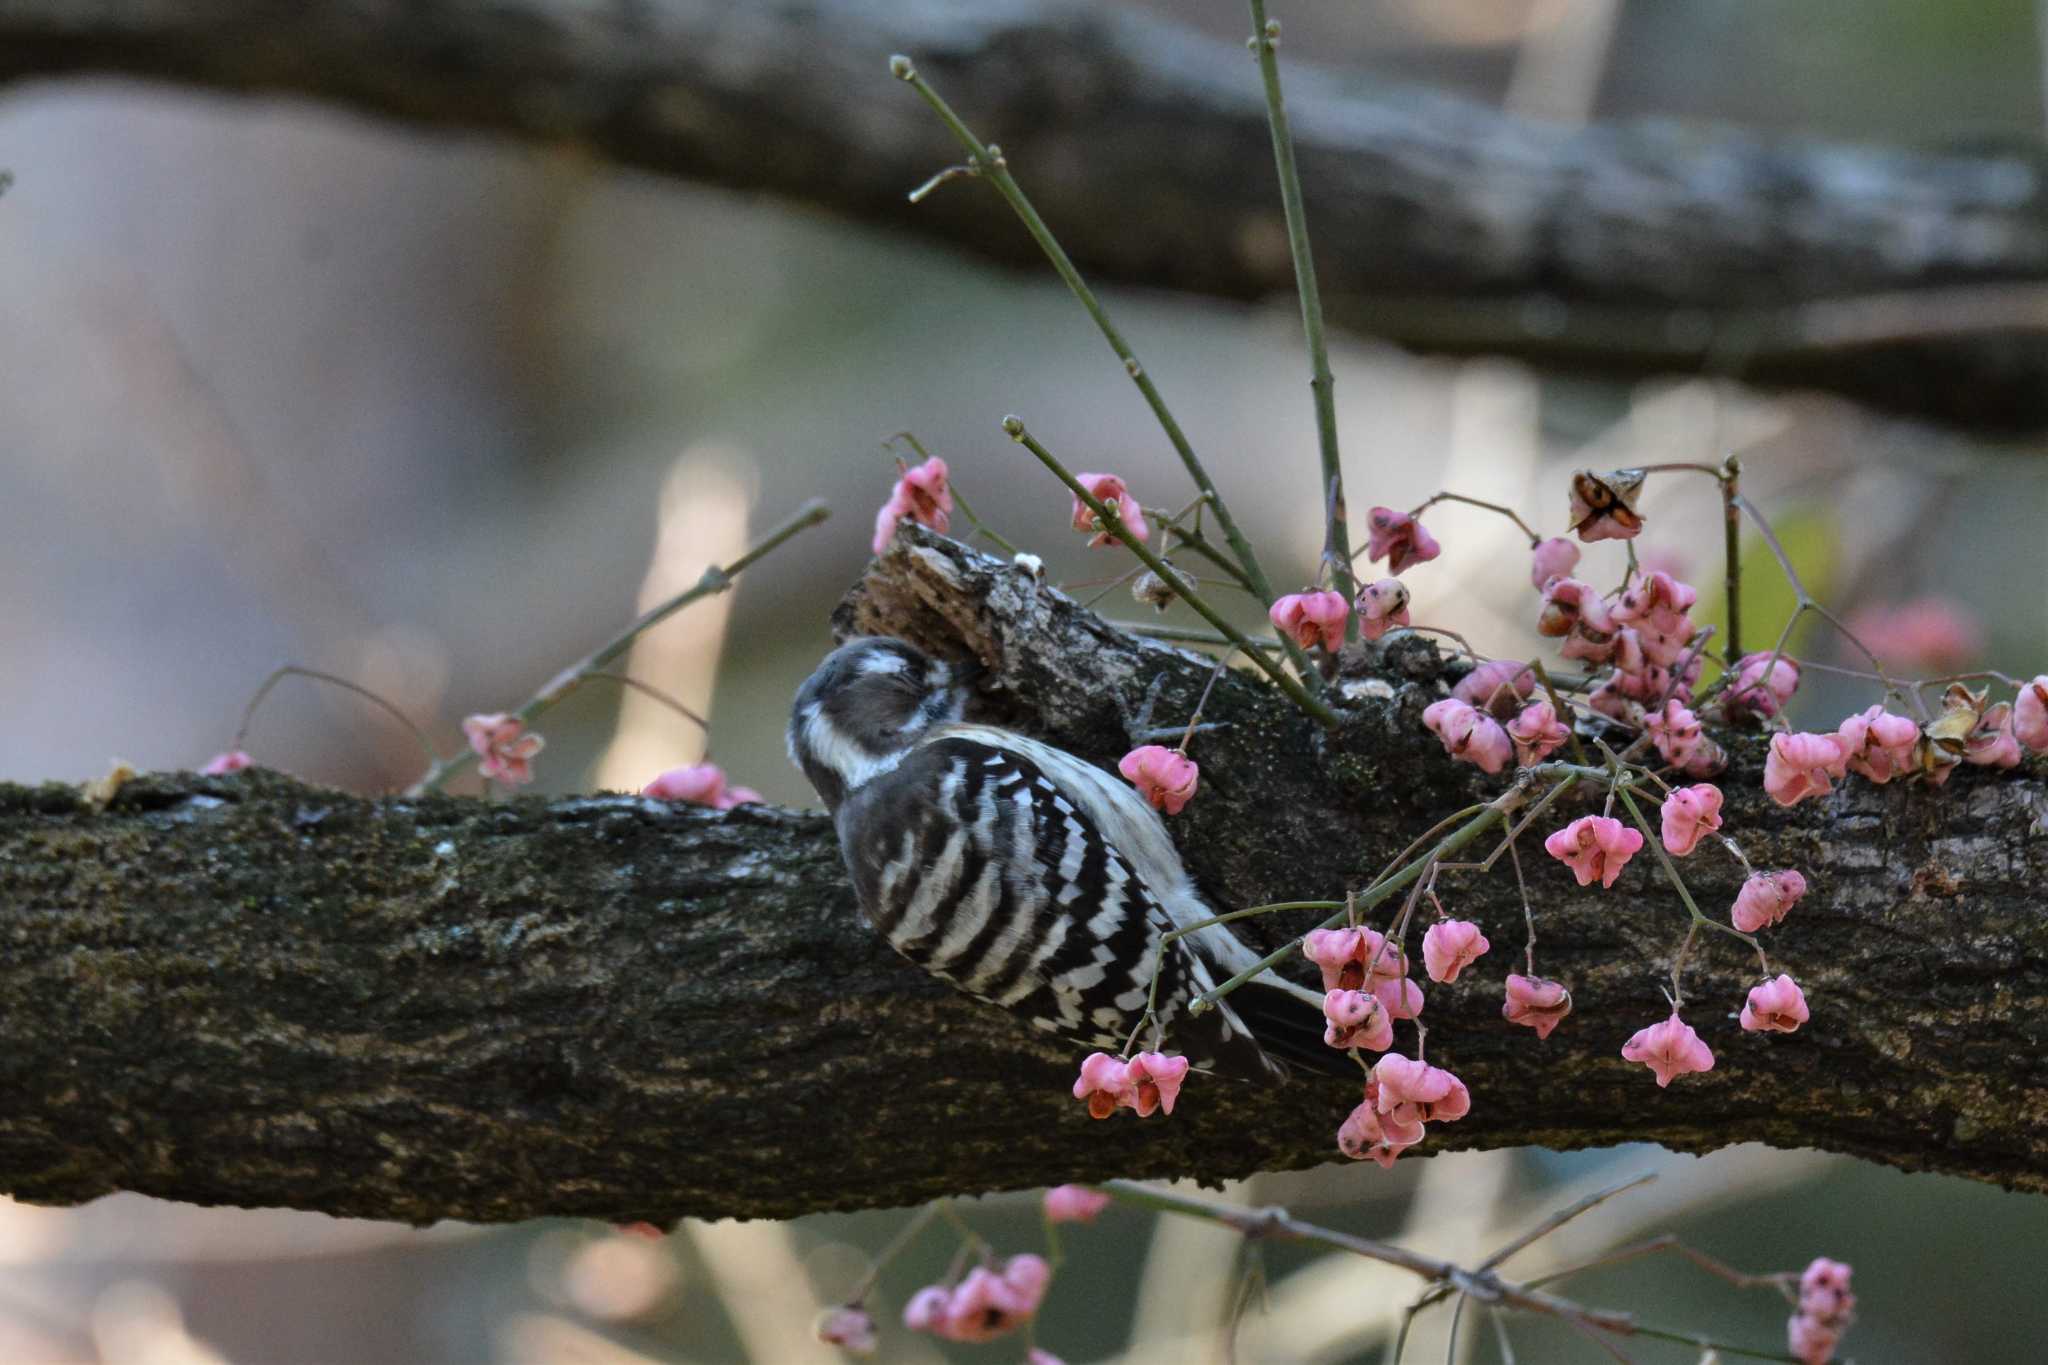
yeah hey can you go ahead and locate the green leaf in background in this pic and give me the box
[1693,504,1838,683]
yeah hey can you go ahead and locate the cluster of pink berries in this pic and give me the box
[1383,472,2048,1101]
[895,1185,1107,1360]
[1305,925,1425,1051]
[1261,504,1442,659]
[1765,677,2048,803]
[1788,1257,1856,1365]
[1538,795,1812,1084]
[1269,580,1410,650]
[1534,556,1742,772]
[1518,482,2043,800]
[1070,1051,1190,1120]
[859,458,1957,1365]
[903,1254,1052,1345]
[1337,1056,1472,1169]
[1420,660,1571,774]
[821,1187,1105,1358]
[1301,924,1496,1165]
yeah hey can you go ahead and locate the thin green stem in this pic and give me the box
[949,484,1022,556]
[1369,858,1436,982]
[1007,418,1341,728]
[1224,1244,1267,1364]
[1524,1236,1677,1290]
[1193,798,1512,1010]
[1715,831,1757,878]
[1136,902,1342,1053]
[1040,1200,1067,1274]
[1527,659,1591,768]
[1720,455,1743,663]
[1075,563,1152,611]
[1168,524,1262,597]
[891,57,1279,612]
[1166,903,1346,942]
[1666,921,1702,1010]
[1177,647,1242,749]
[1113,622,1283,651]
[1245,2,1354,618]
[1800,660,2021,692]
[1475,774,1579,873]
[888,433,1024,556]
[407,499,829,795]
[1368,803,1490,890]
[1615,784,1768,979]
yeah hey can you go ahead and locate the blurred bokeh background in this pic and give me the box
[3,0,2047,1360]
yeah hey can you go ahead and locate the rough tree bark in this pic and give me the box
[7,0,2048,429]
[2,528,2044,1226]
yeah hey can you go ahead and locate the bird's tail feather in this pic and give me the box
[1228,977,1359,1079]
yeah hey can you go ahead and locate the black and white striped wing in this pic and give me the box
[833,735,1277,1078]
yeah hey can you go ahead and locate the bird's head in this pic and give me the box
[787,637,967,809]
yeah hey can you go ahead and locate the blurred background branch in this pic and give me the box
[4,531,2045,1229]
[9,0,2048,428]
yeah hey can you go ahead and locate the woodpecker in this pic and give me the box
[788,636,1336,1081]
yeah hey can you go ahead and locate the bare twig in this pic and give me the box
[1245,1,1355,619]
[408,499,829,794]
[893,55,1282,612]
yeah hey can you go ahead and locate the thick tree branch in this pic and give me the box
[3,528,2045,1225]
[8,0,2048,428]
